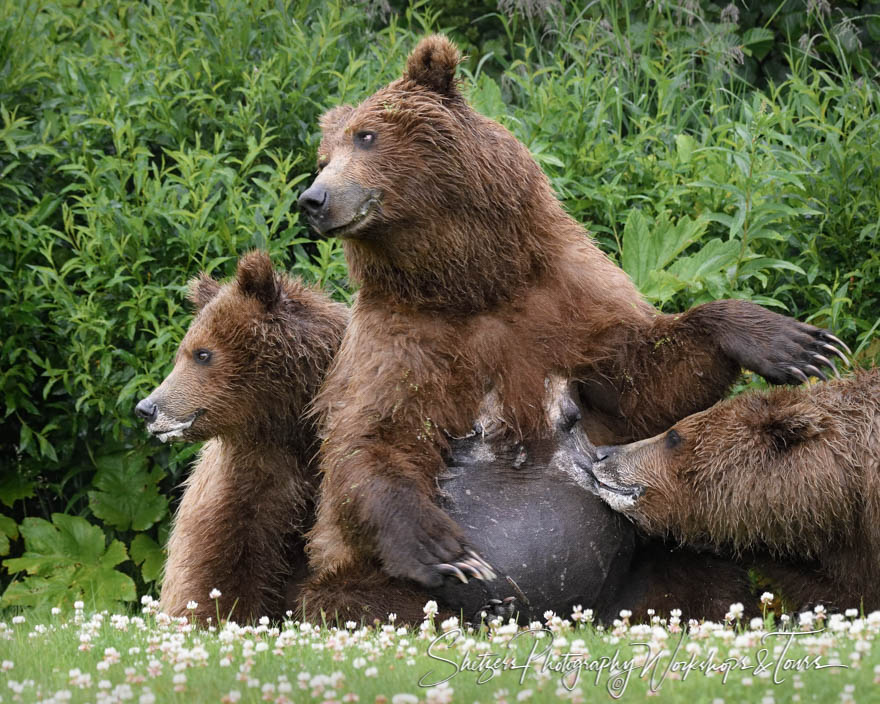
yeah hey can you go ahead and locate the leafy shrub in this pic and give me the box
[1,0,878,608]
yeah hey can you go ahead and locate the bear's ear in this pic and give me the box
[404,35,461,95]
[236,250,281,310]
[187,273,220,311]
[319,104,355,134]
[761,401,823,451]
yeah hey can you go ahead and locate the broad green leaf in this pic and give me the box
[623,210,709,291]
[737,257,805,278]
[130,533,165,583]
[742,28,776,61]
[2,568,77,608]
[0,515,18,556]
[675,134,695,164]
[621,210,652,287]
[1,514,136,609]
[669,238,741,283]
[469,74,505,121]
[639,270,687,303]
[0,473,35,508]
[88,451,167,531]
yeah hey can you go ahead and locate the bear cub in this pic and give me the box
[590,369,880,611]
[136,251,348,623]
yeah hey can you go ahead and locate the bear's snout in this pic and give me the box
[298,183,329,220]
[135,397,158,423]
[594,445,617,462]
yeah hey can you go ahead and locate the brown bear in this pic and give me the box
[590,368,880,611]
[135,251,348,623]
[296,35,847,597]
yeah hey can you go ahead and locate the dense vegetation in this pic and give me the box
[1,0,878,608]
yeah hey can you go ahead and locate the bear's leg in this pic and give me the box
[582,299,850,442]
[296,563,445,626]
[320,465,496,591]
[162,444,308,624]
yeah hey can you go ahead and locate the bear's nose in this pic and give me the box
[594,446,614,462]
[559,395,582,431]
[298,183,329,219]
[135,398,158,423]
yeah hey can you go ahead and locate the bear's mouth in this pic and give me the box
[326,195,381,239]
[147,410,205,443]
[586,465,645,509]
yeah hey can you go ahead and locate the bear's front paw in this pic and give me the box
[720,309,850,386]
[377,505,496,590]
[757,325,849,386]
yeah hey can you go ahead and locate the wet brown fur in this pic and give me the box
[155,252,348,623]
[595,369,880,610]
[300,35,841,607]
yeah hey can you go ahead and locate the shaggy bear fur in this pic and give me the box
[591,369,880,611]
[297,35,846,596]
[297,378,757,624]
[136,252,348,623]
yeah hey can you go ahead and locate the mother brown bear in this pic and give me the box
[297,36,846,601]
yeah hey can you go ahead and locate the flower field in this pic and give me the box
[2,598,879,703]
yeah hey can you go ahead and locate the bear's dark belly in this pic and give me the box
[433,428,636,622]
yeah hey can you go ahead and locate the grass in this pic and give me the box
[1,601,878,703]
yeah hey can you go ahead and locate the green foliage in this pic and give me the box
[129,534,165,585]
[2,514,135,609]
[0,0,419,607]
[87,451,166,533]
[0,515,17,557]
[1,0,878,609]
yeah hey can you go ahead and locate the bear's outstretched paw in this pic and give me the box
[764,326,850,385]
[721,313,851,386]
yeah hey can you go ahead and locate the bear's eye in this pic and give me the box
[665,429,681,449]
[354,131,377,149]
[317,159,329,172]
[193,349,212,365]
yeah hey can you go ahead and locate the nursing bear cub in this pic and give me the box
[591,369,880,610]
[297,34,846,594]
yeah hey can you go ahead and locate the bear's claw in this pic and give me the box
[812,354,839,378]
[787,366,809,383]
[822,343,850,365]
[437,563,469,584]
[713,302,851,386]
[821,332,851,357]
[473,596,518,623]
[781,326,851,383]
[436,551,496,585]
[802,364,828,382]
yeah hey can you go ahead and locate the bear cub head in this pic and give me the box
[135,251,347,444]
[588,389,832,533]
